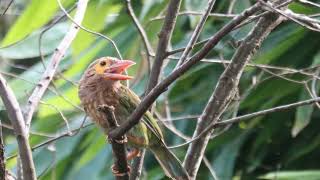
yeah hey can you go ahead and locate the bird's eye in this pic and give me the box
[100,61,106,66]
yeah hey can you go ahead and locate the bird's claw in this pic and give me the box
[111,164,131,177]
[107,135,128,144]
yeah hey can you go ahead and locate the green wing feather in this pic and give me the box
[118,85,164,142]
[118,85,190,179]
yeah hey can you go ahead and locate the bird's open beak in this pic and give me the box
[103,60,136,80]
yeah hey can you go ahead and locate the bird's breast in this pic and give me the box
[81,88,120,131]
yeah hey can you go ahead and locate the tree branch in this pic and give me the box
[23,0,89,132]
[97,105,129,180]
[145,0,181,94]
[0,74,36,180]
[175,0,217,67]
[108,2,261,140]
[214,97,320,128]
[183,2,286,178]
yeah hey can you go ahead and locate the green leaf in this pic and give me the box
[0,23,68,59]
[1,0,74,46]
[212,132,248,180]
[261,170,320,180]
[291,90,314,137]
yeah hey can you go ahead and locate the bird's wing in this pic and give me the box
[118,85,164,142]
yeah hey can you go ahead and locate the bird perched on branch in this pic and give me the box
[78,56,189,180]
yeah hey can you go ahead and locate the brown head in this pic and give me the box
[78,57,135,99]
[80,56,135,83]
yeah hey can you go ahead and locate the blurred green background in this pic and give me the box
[1,0,320,179]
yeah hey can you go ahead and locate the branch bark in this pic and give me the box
[183,3,286,179]
[97,105,129,180]
[145,0,181,94]
[0,74,36,180]
[214,97,320,128]
[24,0,89,133]
[108,3,261,140]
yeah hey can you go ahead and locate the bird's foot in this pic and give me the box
[127,148,141,160]
[111,164,131,177]
[107,135,128,144]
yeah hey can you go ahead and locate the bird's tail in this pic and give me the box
[150,144,189,180]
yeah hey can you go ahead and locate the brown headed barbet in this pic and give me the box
[78,57,189,179]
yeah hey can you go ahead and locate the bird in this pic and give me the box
[78,56,189,180]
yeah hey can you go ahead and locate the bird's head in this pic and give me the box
[90,56,136,81]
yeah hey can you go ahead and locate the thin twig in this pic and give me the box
[259,0,320,32]
[1,122,56,138]
[1,0,14,16]
[149,12,239,22]
[175,0,217,67]
[125,0,154,68]
[215,97,320,127]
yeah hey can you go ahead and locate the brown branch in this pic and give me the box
[97,105,129,180]
[175,0,217,67]
[0,74,36,180]
[24,0,89,132]
[183,2,286,178]
[149,12,238,22]
[145,0,182,94]
[259,0,320,32]
[214,97,320,128]
[108,2,261,140]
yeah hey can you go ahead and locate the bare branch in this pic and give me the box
[145,0,182,94]
[24,0,89,132]
[259,0,320,32]
[0,74,36,180]
[149,12,238,22]
[183,3,285,178]
[214,97,320,128]
[1,0,14,16]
